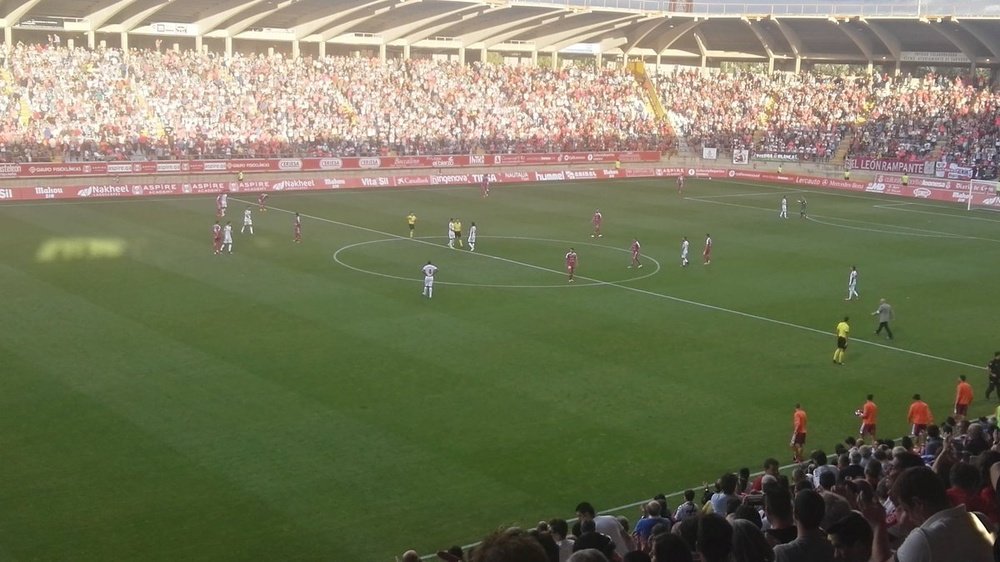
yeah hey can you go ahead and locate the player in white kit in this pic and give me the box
[680,236,690,267]
[447,219,456,249]
[779,196,788,219]
[241,208,254,234]
[468,222,477,252]
[422,261,438,298]
[222,221,234,254]
[220,193,228,217]
[846,265,859,300]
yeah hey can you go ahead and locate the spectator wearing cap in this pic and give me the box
[772,490,834,562]
[825,511,872,562]
[863,466,993,562]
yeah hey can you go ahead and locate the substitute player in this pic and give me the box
[422,261,438,298]
[565,248,578,283]
[703,234,712,265]
[680,236,690,267]
[468,222,477,252]
[407,211,417,238]
[955,375,974,422]
[833,316,850,365]
[907,394,933,450]
[628,239,643,269]
[241,207,254,234]
[293,212,302,243]
[591,210,603,238]
[790,403,808,463]
[856,394,878,445]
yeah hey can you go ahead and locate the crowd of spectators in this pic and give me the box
[406,410,1000,562]
[1,41,999,178]
[0,42,673,162]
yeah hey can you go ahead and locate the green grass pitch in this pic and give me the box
[0,178,996,561]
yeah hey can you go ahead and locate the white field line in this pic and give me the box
[685,194,999,242]
[244,198,981,372]
[234,197,980,562]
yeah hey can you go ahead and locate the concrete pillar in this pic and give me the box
[87,30,95,49]
[292,39,299,59]
[69,39,76,50]
[121,32,129,52]
[894,60,901,75]
[379,43,387,61]
[403,43,410,59]
[531,50,538,65]
[267,47,274,57]
[458,46,465,64]
[225,36,233,58]
[794,55,801,73]
[195,35,202,53]
[480,47,487,62]
[655,53,661,73]
[867,60,873,75]
[768,55,774,74]
[700,53,707,68]
[319,40,326,58]
[551,51,558,69]
[597,52,603,68]
[4,26,10,47]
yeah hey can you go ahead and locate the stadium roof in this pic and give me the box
[3,0,1000,65]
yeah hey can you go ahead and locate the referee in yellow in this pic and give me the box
[833,316,850,365]
[407,211,417,238]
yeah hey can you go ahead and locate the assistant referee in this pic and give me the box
[833,316,850,365]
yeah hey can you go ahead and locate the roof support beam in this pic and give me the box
[770,18,803,59]
[194,1,267,37]
[535,14,641,53]
[693,30,707,67]
[380,5,485,44]
[457,12,559,49]
[960,22,1000,60]
[543,15,642,54]
[650,19,701,53]
[863,20,901,60]
[1,0,44,25]
[836,22,875,61]
[929,23,978,64]
[291,0,392,41]
[480,13,569,49]
[83,0,140,32]
[620,17,670,56]
[744,19,774,70]
[114,1,172,34]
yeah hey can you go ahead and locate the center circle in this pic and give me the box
[332,236,661,288]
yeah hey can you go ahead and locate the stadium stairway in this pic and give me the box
[831,135,853,164]
[627,60,667,121]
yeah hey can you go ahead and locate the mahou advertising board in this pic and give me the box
[0,152,662,179]
[1,168,997,210]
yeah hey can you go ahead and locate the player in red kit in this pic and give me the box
[212,221,222,255]
[293,212,302,243]
[481,176,490,198]
[703,233,712,265]
[676,175,684,194]
[215,194,224,218]
[628,239,643,268]
[257,192,269,212]
[565,248,578,282]
[591,210,603,238]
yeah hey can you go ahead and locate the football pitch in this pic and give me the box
[1,178,996,561]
